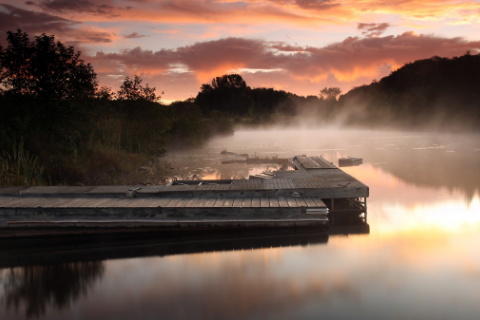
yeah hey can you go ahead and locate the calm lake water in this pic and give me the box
[1,129,480,319]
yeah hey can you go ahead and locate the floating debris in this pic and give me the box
[338,157,363,167]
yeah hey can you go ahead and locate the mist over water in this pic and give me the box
[2,128,480,319]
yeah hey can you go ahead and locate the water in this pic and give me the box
[1,129,480,319]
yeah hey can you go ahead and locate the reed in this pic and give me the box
[0,140,46,186]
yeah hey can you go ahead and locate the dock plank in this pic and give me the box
[232,198,244,208]
[285,197,298,207]
[251,198,261,207]
[0,197,24,207]
[164,197,183,208]
[269,197,279,207]
[277,197,288,207]
[295,197,307,207]
[312,197,327,208]
[213,197,226,207]
[260,197,270,207]
[303,197,317,207]
[223,197,234,207]
[243,198,252,208]
[194,197,209,208]
[185,198,200,208]
[203,197,218,208]
[175,197,194,208]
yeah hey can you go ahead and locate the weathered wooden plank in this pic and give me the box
[0,197,24,207]
[273,171,313,179]
[150,197,177,207]
[242,198,252,208]
[269,197,279,207]
[312,197,327,208]
[303,197,317,207]
[93,198,127,208]
[223,197,234,207]
[203,197,218,208]
[194,197,209,208]
[286,196,299,207]
[50,198,84,208]
[295,197,307,207]
[232,198,244,208]
[82,197,118,207]
[164,197,183,208]
[185,197,200,208]
[118,198,151,208]
[310,156,337,169]
[213,197,226,207]
[175,197,193,208]
[251,197,261,207]
[277,197,288,207]
[54,197,91,208]
[260,197,270,207]
[10,197,53,207]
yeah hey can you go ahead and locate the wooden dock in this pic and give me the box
[0,156,368,237]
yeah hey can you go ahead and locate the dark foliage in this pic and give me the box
[338,53,480,130]
[195,74,332,122]
[196,74,253,115]
[0,29,97,100]
[0,30,230,185]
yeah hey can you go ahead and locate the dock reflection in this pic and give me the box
[0,221,369,269]
[0,222,369,318]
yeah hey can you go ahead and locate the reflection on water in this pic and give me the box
[1,129,480,319]
[0,262,104,318]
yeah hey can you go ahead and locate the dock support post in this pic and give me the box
[331,198,334,211]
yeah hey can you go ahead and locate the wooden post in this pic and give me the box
[331,197,334,211]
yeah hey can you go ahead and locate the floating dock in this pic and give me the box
[0,156,368,238]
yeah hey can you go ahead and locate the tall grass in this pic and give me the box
[0,140,46,186]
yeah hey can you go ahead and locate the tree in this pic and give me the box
[196,74,252,115]
[117,75,161,102]
[211,74,246,90]
[319,87,342,101]
[0,29,97,100]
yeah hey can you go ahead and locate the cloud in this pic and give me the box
[123,32,148,39]
[88,32,480,100]
[0,3,78,35]
[358,22,391,37]
[295,0,341,11]
[39,0,118,17]
[0,4,112,43]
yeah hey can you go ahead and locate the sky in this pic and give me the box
[1,0,480,103]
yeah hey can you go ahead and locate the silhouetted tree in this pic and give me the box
[0,29,97,100]
[319,87,342,101]
[117,75,161,102]
[196,74,252,115]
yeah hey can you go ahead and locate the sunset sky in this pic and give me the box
[2,0,480,103]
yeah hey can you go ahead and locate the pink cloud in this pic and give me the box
[87,32,480,101]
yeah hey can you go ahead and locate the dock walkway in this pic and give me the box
[0,156,368,236]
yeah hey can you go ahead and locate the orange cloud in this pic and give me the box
[87,32,480,101]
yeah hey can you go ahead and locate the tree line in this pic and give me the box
[337,52,480,130]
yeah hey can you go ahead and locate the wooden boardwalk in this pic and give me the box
[0,156,368,236]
